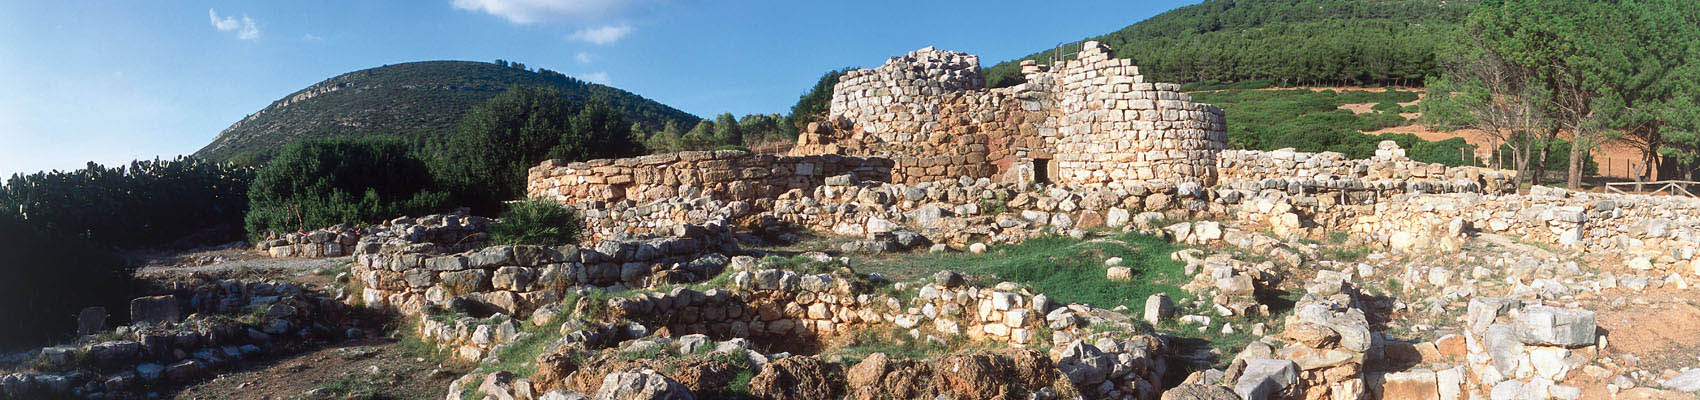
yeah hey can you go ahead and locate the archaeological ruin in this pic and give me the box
[12,42,1700,400]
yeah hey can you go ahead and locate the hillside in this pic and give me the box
[984,0,1478,88]
[194,61,700,163]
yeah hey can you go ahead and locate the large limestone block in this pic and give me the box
[1233,358,1298,400]
[1377,369,1439,400]
[130,296,180,326]
[1514,306,1596,347]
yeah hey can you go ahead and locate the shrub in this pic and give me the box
[0,157,253,249]
[0,213,133,350]
[490,198,582,246]
[245,138,448,238]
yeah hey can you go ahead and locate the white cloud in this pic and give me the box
[574,52,594,64]
[302,33,323,41]
[578,71,611,84]
[208,9,260,40]
[451,0,634,24]
[567,24,631,45]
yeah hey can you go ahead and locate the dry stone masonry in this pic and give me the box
[1,279,357,399]
[256,211,490,258]
[798,41,1226,187]
[352,221,738,319]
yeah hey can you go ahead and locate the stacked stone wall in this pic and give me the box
[800,42,1226,187]
[351,221,738,319]
[0,280,355,399]
[1216,148,1518,195]
[595,266,1172,399]
[526,150,895,206]
[1043,42,1226,186]
[802,46,1055,184]
[256,212,490,258]
[1342,187,1700,272]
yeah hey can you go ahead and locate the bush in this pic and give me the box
[490,198,582,246]
[0,213,133,350]
[0,157,253,249]
[246,138,448,238]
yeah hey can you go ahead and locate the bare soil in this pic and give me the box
[126,248,462,400]
[167,338,463,400]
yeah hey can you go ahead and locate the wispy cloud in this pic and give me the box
[208,9,260,40]
[579,71,611,84]
[567,24,631,45]
[574,52,595,64]
[302,33,323,41]
[450,0,634,24]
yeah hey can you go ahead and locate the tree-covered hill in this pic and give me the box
[984,0,1478,88]
[195,61,700,163]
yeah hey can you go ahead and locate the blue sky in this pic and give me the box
[0,0,1194,177]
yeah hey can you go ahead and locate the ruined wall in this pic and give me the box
[526,150,891,207]
[1342,187,1700,270]
[351,221,739,319]
[796,42,1226,187]
[1041,42,1226,186]
[1,279,355,399]
[1216,146,1518,195]
[256,212,490,258]
[798,47,1054,184]
[601,266,1172,399]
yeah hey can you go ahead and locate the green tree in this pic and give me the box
[0,157,253,248]
[435,86,643,213]
[1461,0,1700,188]
[711,113,743,147]
[786,68,852,134]
[246,138,447,237]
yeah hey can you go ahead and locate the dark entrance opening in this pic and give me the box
[1032,158,1052,184]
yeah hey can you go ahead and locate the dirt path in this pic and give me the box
[126,248,463,400]
[169,338,463,400]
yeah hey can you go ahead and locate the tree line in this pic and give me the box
[1420,0,1700,188]
[984,0,1475,88]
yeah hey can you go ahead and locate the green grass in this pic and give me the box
[302,370,410,400]
[1188,88,1478,167]
[858,231,1191,312]
[822,325,1002,369]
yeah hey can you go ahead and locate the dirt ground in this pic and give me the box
[167,338,462,400]
[129,247,463,400]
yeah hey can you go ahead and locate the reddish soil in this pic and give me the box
[168,339,464,400]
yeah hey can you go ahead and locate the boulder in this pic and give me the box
[129,296,180,325]
[1144,293,1174,324]
[1514,306,1596,347]
[593,369,693,400]
[77,307,107,337]
[1160,384,1239,400]
[748,356,843,400]
[1662,369,1700,392]
[1376,369,1439,400]
[1233,358,1298,400]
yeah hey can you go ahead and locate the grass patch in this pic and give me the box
[822,325,999,368]
[302,369,409,400]
[859,231,1191,311]
[1188,88,1476,167]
